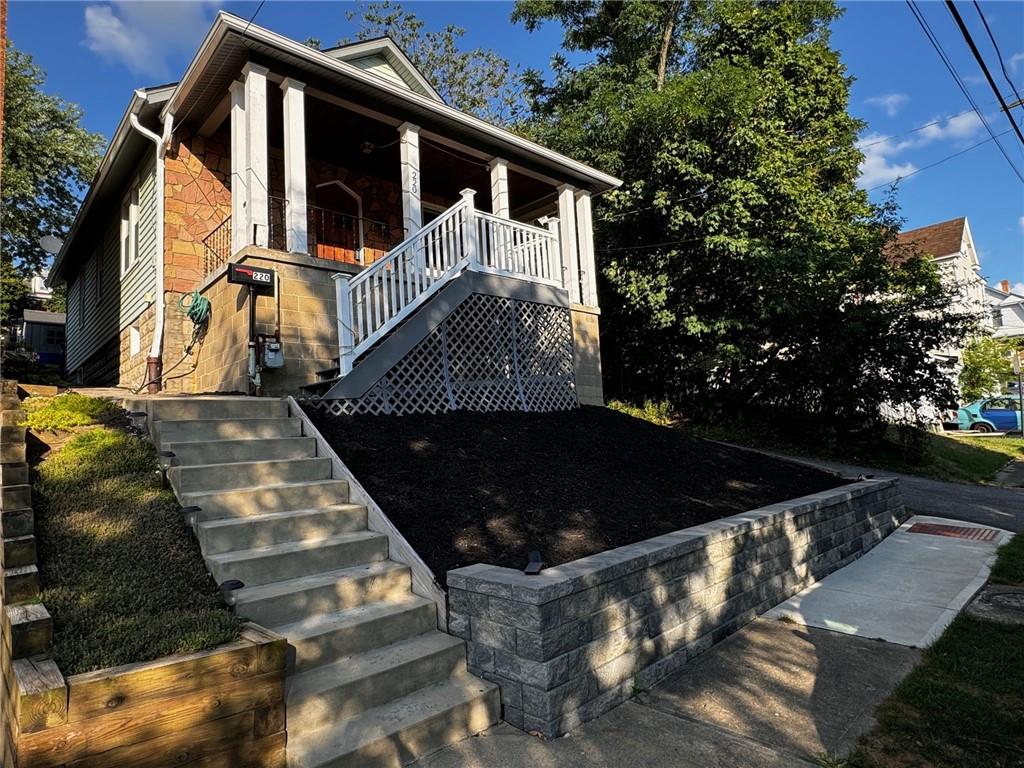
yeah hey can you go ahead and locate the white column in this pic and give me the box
[280,77,308,254]
[488,158,510,218]
[557,184,581,303]
[242,62,270,248]
[399,122,422,237]
[229,80,248,254]
[575,190,598,307]
[460,188,479,267]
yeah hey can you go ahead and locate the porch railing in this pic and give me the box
[202,216,232,276]
[269,196,400,263]
[332,189,561,377]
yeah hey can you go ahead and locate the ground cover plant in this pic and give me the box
[848,535,1024,768]
[20,391,117,431]
[310,406,844,580]
[33,427,241,674]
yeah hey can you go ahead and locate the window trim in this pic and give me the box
[94,248,103,305]
[120,177,141,278]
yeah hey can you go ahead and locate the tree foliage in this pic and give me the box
[959,336,1020,401]
[2,42,104,277]
[330,2,523,125]
[515,0,977,435]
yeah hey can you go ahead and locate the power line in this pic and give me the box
[867,128,1011,190]
[857,106,979,149]
[242,0,266,37]
[905,1,1024,182]
[944,1,1024,147]
[970,1,1024,127]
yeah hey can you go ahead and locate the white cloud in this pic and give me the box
[1009,52,1024,74]
[1019,215,1024,233]
[1014,283,1024,295]
[83,2,216,79]
[856,111,986,189]
[866,93,910,117]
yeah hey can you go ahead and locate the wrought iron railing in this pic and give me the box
[269,196,400,264]
[202,216,232,276]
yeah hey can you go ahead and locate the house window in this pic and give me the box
[121,181,140,275]
[129,325,141,357]
[45,328,65,346]
[992,310,1003,328]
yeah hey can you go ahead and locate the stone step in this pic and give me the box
[165,436,317,466]
[130,396,289,423]
[170,457,333,494]
[155,417,303,445]
[288,632,467,731]
[182,479,350,522]
[276,596,436,673]
[287,675,500,768]
[197,505,368,555]
[229,561,411,627]
[206,531,388,588]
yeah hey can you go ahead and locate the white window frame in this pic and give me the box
[120,178,141,277]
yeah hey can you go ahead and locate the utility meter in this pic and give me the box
[262,338,284,369]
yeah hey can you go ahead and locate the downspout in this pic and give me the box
[128,97,173,393]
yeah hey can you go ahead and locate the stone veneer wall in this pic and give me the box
[570,304,603,406]
[447,478,905,737]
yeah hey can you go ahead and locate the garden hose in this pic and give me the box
[131,291,213,393]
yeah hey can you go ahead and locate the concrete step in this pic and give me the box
[206,531,388,587]
[288,675,500,768]
[182,479,350,522]
[229,561,411,627]
[132,397,289,423]
[170,457,332,494]
[197,505,368,555]
[276,596,436,673]
[165,436,317,466]
[155,417,302,445]
[288,632,467,731]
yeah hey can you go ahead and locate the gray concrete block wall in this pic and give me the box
[448,478,905,736]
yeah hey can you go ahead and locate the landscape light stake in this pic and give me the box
[219,580,245,605]
[180,505,202,534]
[158,451,175,489]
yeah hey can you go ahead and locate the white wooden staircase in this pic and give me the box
[130,396,498,768]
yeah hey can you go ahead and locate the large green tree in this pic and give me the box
[515,0,977,434]
[314,2,523,126]
[2,42,103,284]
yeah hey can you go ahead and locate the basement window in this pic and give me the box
[129,325,141,357]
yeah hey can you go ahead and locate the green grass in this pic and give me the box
[607,399,676,426]
[21,392,118,432]
[33,428,242,675]
[990,535,1024,587]
[849,536,1024,768]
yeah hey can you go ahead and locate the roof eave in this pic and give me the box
[161,12,622,193]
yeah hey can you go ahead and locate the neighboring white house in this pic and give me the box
[896,216,988,364]
[986,280,1024,340]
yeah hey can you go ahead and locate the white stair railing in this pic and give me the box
[332,188,561,377]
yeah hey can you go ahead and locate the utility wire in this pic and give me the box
[867,128,1011,190]
[970,0,1024,128]
[905,1,1024,182]
[944,1,1024,147]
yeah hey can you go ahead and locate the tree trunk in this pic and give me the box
[656,2,680,91]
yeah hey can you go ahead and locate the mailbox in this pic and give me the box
[228,263,275,295]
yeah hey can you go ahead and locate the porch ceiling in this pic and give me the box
[167,13,620,195]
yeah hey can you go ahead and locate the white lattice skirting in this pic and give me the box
[304,294,579,416]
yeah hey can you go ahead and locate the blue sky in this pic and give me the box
[8,0,1024,289]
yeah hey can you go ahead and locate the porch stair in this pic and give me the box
[129,396,498,768]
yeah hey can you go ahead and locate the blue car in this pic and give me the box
[957,397,1023,432]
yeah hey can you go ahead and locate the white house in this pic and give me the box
[986,280,1024,340]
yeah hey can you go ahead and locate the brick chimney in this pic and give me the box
[1000,279,1011,293]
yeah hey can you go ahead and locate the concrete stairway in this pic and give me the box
[134,397,498,768]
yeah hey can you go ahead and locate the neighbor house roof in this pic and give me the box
[23,309,66,325]
[895,217,966,259]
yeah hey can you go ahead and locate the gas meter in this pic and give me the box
[261,337,284,369]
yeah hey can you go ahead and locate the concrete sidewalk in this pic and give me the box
[766,515,1010,647]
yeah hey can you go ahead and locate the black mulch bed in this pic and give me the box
[310,406,846,583]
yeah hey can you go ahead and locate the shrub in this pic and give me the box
[607,399,675,426]
[21,392,116,432]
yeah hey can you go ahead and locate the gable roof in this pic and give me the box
[323,37,442,102]
[895,217,966,259]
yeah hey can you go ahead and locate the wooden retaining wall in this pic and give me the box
[0,381,287,767]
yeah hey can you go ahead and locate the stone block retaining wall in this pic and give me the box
[447,478,905,737]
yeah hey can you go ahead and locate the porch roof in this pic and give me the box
[163,12,621,194]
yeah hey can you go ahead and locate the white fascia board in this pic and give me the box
[326,37,443,102]
[162,12,622,192]
[48,85,175,287]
